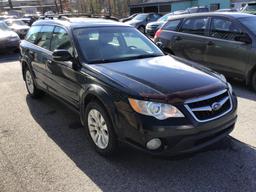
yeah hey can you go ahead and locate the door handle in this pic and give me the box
[207,41,215,46]
[174,36,182,41]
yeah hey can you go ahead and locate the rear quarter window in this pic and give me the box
[162,19,182,31]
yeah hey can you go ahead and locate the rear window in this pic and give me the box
[162,19,181,31]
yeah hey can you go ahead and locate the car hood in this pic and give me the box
[0,30,19,38]
[10,25,30,30]
[125,20,141,25]
[147,21,164,27]
[90,56,226,103]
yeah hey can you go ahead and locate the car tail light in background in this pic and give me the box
[154,29,163,39]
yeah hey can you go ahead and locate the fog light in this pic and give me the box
[146,138,162,150]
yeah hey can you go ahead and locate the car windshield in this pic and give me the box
[245,4,256,11]
[133,14,148,21]
[0,22,10,31]
[158,14,172,22]
[239,17,256,34]
[74,27,163,64]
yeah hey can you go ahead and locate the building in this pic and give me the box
[129,0,232,14]
[231,0,251,10]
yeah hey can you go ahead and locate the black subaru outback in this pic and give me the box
[20,17,237,156]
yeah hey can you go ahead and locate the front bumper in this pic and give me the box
[116,95,237,156]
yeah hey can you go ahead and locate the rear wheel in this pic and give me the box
[85,101,118,156]
[24,67,43,98]
[252,71,256,92]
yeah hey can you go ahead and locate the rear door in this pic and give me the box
[46,26,81,107]
[25,25,54,89]
[171,16,210,65]
[205,16,251,78]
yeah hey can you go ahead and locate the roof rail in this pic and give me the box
[57,15,70,21]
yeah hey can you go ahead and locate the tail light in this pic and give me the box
[154,29,163,39]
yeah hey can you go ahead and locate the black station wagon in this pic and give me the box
[20,17,237,156]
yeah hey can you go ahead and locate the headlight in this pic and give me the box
[128,98,184,120]
[228,83,233,94]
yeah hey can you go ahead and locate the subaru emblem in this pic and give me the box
[211,102,222,111]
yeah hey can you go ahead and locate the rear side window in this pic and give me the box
[50,27,73,54]
[162,19,181,31]
[26,26,41,43]
[180,17,209,36]
[210,18,243,41]
[36,25,54,50]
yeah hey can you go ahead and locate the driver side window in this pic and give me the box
[50,27,73,54]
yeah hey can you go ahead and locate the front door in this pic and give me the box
[46,26,81,107]
[172,16,210,65]
[205,17,251,79]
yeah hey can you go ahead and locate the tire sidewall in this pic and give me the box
[84,101,117,156]
[25,68,35,96]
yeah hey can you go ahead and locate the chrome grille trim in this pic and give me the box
[185,89,233,123]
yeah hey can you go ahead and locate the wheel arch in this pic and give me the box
[80,84,120,135]
[246,65,256,86]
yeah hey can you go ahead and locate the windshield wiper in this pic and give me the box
[88,54,163,64]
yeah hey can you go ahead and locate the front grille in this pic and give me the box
[185,90,232,122]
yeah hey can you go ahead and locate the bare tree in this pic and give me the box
[8,0,13,9]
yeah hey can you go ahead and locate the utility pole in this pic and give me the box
[8,0,13,9]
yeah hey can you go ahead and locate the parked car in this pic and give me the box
[21,14,39,26]
[186,6,209,13]
[146,11,188,36]
[125,13,162,33]
[119,13,138,22]
[0,21,20,52]
[146,12,173,36]
[215,9,238,12]
[241,2,256,15]
[4,19,30,38]
[154,12,256,91]
[20,17,237,156]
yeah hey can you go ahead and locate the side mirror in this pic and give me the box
[234,34,252,44]
[52,49,73,62]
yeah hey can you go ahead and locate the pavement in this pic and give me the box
[0,53,255,192]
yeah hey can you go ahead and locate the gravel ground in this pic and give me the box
[0,53,255,192]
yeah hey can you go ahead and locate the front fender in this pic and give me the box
[80,84,121,136]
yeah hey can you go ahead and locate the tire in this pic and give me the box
[138,26,145,34]
[24,67,43,98]
[252,71,256,92]
[84,101,118,156]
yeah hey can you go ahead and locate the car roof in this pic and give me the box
[33,17,131,29]
[168,12,254,21]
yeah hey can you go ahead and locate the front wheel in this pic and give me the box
[84,101,118,156]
